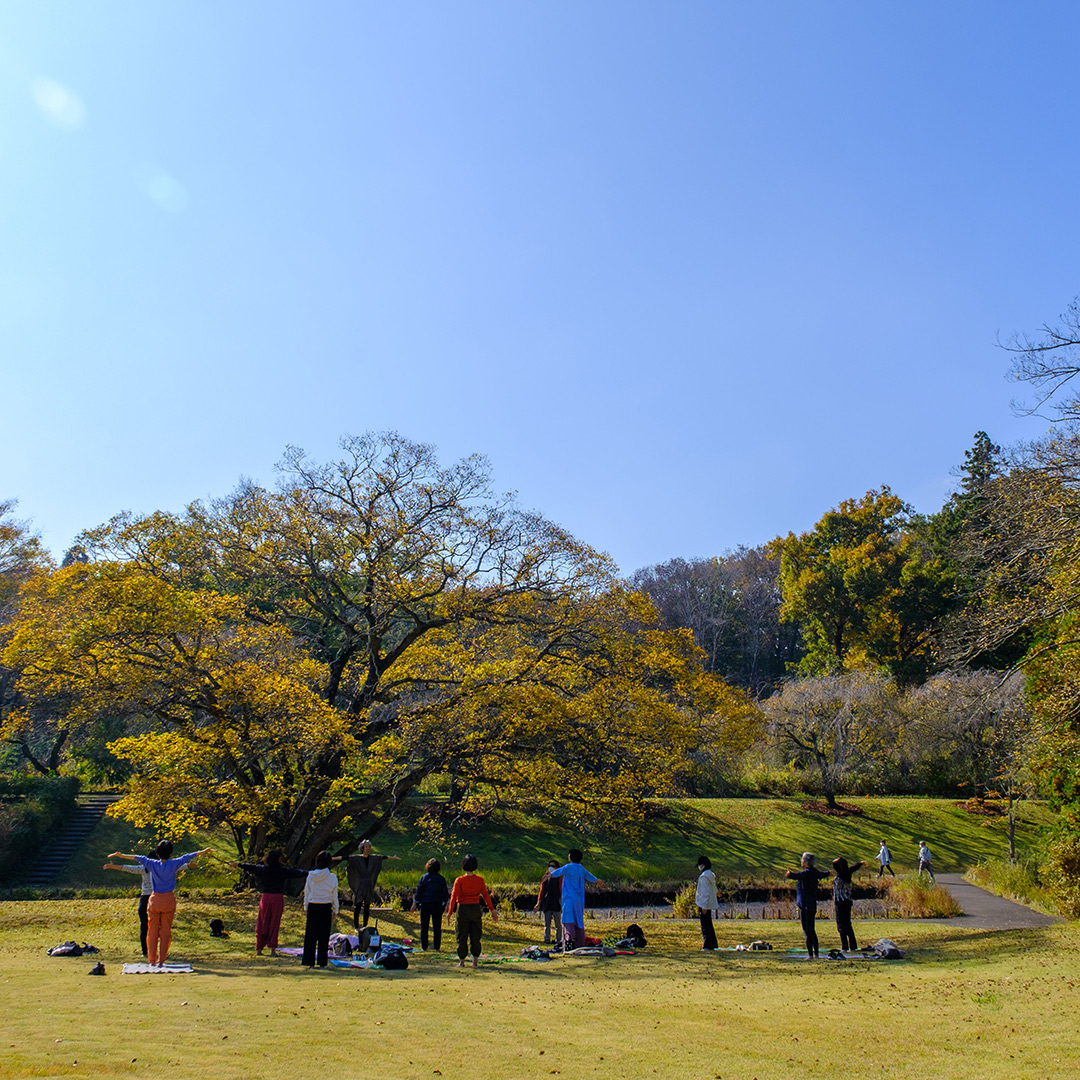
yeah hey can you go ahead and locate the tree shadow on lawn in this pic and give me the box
[899,925,1070,966]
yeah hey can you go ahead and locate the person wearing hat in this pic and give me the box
[831,856,864,952]
[344,839,400,929]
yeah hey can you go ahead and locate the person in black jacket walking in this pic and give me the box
[410,859,451,951]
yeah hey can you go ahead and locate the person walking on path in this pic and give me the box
[411,858,451,952]
[695,855,719,952]
[344,839,400,928]
[533,860,563,945]
[547,849,602,950]
[877,840,895,878]
[231,850,308,956]
[103,851,155,957]
[786,852,829,958]
[831,856,864,952]
[110,843,212,966]
[301,851,339,968]
[446,854,498,968]
[917,841,936,883]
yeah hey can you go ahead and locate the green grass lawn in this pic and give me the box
[1,895,1077,1080]
[41,796,1053,896]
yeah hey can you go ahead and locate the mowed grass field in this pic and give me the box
[1,895,1078,1080]
[47,796,1054,894]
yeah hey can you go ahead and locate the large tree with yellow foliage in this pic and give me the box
[4,434,755,863]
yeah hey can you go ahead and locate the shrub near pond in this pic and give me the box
[887,875,963,918]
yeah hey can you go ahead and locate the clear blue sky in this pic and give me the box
[1,1,1074,574]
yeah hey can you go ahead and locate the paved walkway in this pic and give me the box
[928,873,1061,930]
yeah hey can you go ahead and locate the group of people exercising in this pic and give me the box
[765,839,933,957]
[106,835,934,967]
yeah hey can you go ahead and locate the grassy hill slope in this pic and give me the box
[33,796,1053,894]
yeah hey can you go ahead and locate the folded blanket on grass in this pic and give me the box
[780,953,903,962]
[122,963,195,974]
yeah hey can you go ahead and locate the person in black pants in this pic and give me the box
[301,851,339,968]
[786,852,829,958]
[344,840,400,929]
[410,858,451,951]
[533,860,563,945]
[831,856,864,952]
[103,850,157,957]
[695,855,719,952]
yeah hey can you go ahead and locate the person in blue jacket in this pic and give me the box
[410,858,451,951]
[111,841,212,966]
[548,849,603,950]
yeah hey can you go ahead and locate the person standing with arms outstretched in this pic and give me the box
[831,856,864,952]
[103,851,155,957]
[110,843,212,966]
[231,850,308,956]
[786,852,829,958]
[877,839,895,877]
[917,841,935,883]
[344,839,400,928]
[547,849,602,950]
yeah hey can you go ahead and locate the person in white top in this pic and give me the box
[695,855,719,951]
[917,841,935,883]
[877,840,894,878]
[104,853,153,957]
[302,851,340,968]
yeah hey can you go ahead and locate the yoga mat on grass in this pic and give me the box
[122,963,195,974]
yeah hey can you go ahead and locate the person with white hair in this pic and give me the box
[785,852,829,958]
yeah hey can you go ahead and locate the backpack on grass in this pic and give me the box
[373,945,408,970]
[621,924,647,948]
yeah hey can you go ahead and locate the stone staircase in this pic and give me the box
[20,794,121,886]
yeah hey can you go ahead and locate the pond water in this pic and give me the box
[572,899,899,921]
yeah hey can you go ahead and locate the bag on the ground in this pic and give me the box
[622,923,647,948]
[88,962,105,975]
[47,941,84,957]
[209,919,229,937]
[872,937,904,959]
[520,946,553,960]
[329,933,353,956]
[373,944,408,970]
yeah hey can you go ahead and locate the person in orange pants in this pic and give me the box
[111,842,212,966]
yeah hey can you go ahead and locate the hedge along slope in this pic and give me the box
[0,775,79,883]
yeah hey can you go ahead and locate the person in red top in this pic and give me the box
[446,853,498,968]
